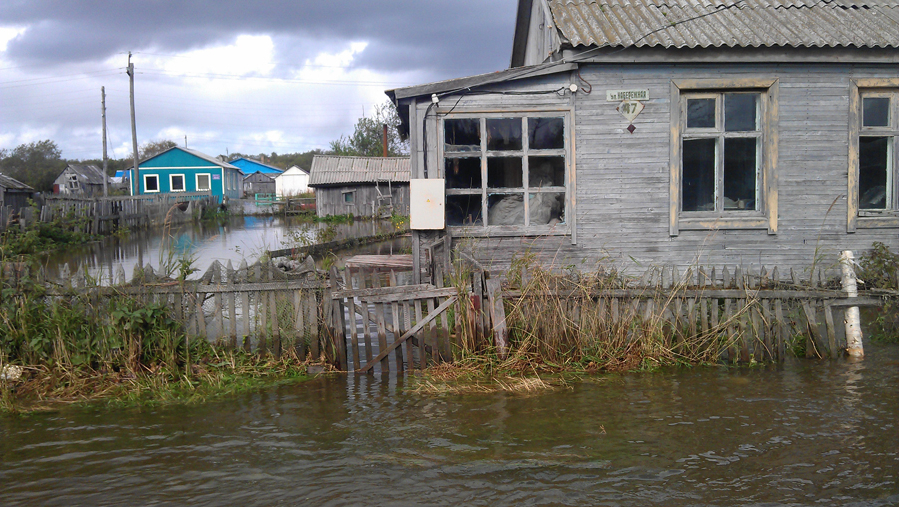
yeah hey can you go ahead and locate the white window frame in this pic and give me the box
[848,78,899,231]
[143,174,160,193]
[196,173,211,192]
[169,174,186,192]
[438,108,574,239]
[670,78,778,236]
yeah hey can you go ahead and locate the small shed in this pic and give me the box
[53,164,107,196]
[0,173,34,213]
[275,165,311,197]
[243,171,276,196]
[133,147,243,199]
[309,156,410,218]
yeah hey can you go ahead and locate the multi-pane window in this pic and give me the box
[682,92,762,213]
[196,174,211,192]
[443,114,568,229]
[858,93,897,211]
[170,174,185,192]
[144,174,159,193]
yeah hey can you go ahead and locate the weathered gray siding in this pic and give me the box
[412,63,899,277]
[315,184,410,218]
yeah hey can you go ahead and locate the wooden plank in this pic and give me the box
[348,269,362,371]
[426,296,438,363]
[361,273,374,368]
[227,262,237,349]
[775,299,785,361]
[389,271,404,372]
[330,283,436,300]
[416,300,426,369]
[330,266,348,370]
[403,299,414,371]
[358,296,459,373]
[801,300,823,359]
[212,262,223,344]
[373,271,390,372]
[485,277,508,359]
[824,304,838,359]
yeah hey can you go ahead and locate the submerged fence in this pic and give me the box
[0,192,218,234]
[2,257,892,371]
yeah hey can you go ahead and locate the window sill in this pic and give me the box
[856,214,899,229]
[678,216,768,231]
[448,224,570,238]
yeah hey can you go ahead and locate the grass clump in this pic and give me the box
[857,242,899,343]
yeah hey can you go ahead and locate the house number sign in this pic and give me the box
[617,100,644,122]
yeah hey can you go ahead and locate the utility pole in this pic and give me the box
[127,52,140,195]
[101,86,109,197]
[184,134,187,148]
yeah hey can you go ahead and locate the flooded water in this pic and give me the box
[2,344,897,506]
[41,216,406,281]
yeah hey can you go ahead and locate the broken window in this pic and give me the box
[681,92,761,213]
[442,113,568,230]
[170,174,185,192]
[858,94,897,211]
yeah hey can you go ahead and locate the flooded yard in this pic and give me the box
[40,216,407,281]
[1,343,897,506]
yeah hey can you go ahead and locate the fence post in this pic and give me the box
[840,250,864,358]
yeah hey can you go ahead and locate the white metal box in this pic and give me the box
[410,179,445,230]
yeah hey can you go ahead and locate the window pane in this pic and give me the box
[487,157,523,188]
[725,94,758,132]
[343,192,354,203]
[528,117,564,150]
[682,138,716,211]
[486,118,522,151]
[723,138,758,210]
[529,156,565,187]
[197,175,210,191]
[444,119,480,152]
[863,98,890,127]
[687,99,715,128]
[445,157,481,189]
[172,175,184,191]
[529,192,565,225]
[447,195,482,226]
[859,136,889,209]
[487,193,524,225]
[145,176,158,192]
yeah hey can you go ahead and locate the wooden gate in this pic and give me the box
[328,256,458,373]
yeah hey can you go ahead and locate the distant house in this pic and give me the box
[308,156,409,217]
[275,165,311,197]
[244,172,276,196]
[53,164,107,196]
[133,147,243,200]
[0,173,34,213]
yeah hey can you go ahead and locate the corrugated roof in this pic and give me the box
[308,156,410,186]
[0,173,34,191]
[549,0,899,49]
[66,164,107,185]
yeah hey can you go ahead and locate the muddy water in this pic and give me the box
[41,216,406,281]
[2,344,898,506]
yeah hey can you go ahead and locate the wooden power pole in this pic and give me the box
[101,86,109,197]
[127,52,140,195]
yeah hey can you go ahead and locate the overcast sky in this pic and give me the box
[0,0,517,162]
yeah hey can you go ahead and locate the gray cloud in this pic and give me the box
[2,0,515,78]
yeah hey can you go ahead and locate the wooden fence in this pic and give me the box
[0,192,218,234]
[2,257,892,371]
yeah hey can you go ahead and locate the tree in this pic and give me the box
[0,140,66,191]
[329,102,409,157]
[124,139,178,164]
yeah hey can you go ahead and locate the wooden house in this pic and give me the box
[308,155,410,217]
[389,0,899,279]
[53,164,107,196]
[275,165,311,197]
[243,171,276,196]
[132,147,243,200]
[0,173,34,213]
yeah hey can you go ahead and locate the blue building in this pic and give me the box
[132,147,243,199]
[229,157,284,176]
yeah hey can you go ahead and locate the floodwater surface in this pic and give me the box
[41,216,405,281]
[2,344,898,506]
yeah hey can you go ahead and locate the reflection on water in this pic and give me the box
[2,344,898,506]
[41,216,404,281]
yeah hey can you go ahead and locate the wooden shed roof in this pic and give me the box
[65,164,107,185]
[0,173,34,191]
[308,156,410,187]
